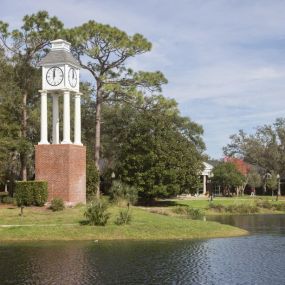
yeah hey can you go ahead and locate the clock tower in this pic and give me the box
[35,39,86,205]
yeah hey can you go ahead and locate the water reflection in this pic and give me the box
[1,215,285,285]
[0,241,209,285]
[207,214,285,234]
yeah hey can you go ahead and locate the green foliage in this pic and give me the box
[186,207,204,220]
[247,169,262,189]
[266,172,278,191]
[0,10,64,60]
[50,198,65,212]
[255,199,273,209]
[86,160,100,199]
[84,200,110,226]
[224,118,285,175]
[15,182,34,206]
[208,203,225,212]
[67,20,167,198]
[0,11,64,181]
[212,162,245,191]
[274,203,285,211]
[225,204,259,214]
[109,180,138,205]
[208,203,258,214]
[172,206,204,220]
[2,196,16,205]
[33,182,48,206]
[15,181,48,207]
[172,206,189,215]
[103,96,205,200]
[115,208,132,225]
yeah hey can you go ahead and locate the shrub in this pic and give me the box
[225,204,259,214]
[149,208,169,216]
[2,196,16,205]
[172,206,204,219]
[208,203,225,212]
[33,183,48,206]
[0,192,8,203]
[15,182,34,206]
[115,208,132,225]
[50,198,65,212]
[255,199,273,209]
[84,200,110,226]
[86,161,100,199]
[15,181,48,207]
[186,207,204,220]
[110,180,138,205]
[274,203,285,211]
[172,206,189,215]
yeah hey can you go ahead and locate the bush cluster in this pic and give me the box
[109,180,138,205]
[226,204,259,214]
[84,200,110,226]
[50,198,65,212]
[274,203,285,211]
[208,203,225,212]
[208,203,259,214]
[0,192,8,203]
[172,206,204,220]
[255,200,285,211]
[255,200,272,209]
[2,196,16,205]
[86,161,100,199]
[15,181,48,207]
[115,208,132,225]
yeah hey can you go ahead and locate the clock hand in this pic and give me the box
[53,69,55,79]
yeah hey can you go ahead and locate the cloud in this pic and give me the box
[1,0,285,158]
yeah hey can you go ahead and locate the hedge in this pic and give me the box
[15,181,48,207]
[0,192,8,203]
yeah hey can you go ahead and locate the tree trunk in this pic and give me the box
[20,91,28,181]
[95,91,102,199]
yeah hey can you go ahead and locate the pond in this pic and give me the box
[0,214,285,285]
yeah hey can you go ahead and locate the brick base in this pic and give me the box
[35,144,86,204]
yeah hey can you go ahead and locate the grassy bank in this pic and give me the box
[139,196,285,217]
[0,205,247,241]
[174,196,285,215]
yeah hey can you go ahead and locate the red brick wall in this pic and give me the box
[35,144,86,204]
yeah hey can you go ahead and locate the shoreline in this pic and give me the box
[0,206,248,242]
[1,196,283,242]
[0,228,249,242]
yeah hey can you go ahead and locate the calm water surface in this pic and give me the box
[1,214,285,285]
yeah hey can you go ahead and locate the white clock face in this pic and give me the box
[68,68,77,88]
[46,67,63,86]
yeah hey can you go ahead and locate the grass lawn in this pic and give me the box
[171,195,285,215]
[0,205,247,241]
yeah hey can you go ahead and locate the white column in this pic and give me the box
[39,90,49,144]
[203,175,207,195]
[52,94,60,144]
[74,93,82,145]
[62,90,71,144]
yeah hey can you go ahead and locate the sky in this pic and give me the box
[1,0,285,158]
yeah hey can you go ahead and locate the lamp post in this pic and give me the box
[277,174,281,201]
